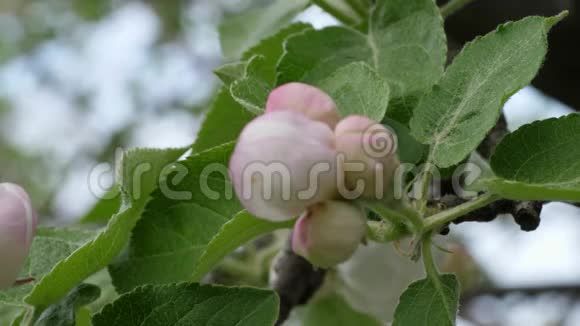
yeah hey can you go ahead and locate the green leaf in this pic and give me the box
[191,211,293,281]
[109,143,236,292]
[193,88,256,153]
[410,14,565,168]
[83,269,119,315]
[214,61,246,86]
[203,24,313,152]
[229,24,314,114]
[301,294,382,326]
[34,284,101,326]
[92,283,279,326]
[75,308,92,326]
[383,118,426,164]
[241,23,313,84]
[0,308,26,326]
[25,148,187,308]
[481,114,580,202]
[109,143,237,291]
[110,143,291,292]
[230,56,273,114]
[200,23,313,151]
[118,147,189,202]
[219,0,309,60]
[278,0,446,107]
[480,179,580,202]
[78,186,121,225]
[393,274,460,326]
[384,96,420,125]
[317,62,389,121]
[230,77,271,114]
[0,227,97,306]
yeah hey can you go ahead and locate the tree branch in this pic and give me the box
[433,194,543,235]
[436,114,543,234]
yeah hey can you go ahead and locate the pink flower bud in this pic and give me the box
[0,183,37,289]
[265,82,341,128]
[292,201,366,268]
[230,111,338,221]
[335,115,400,199]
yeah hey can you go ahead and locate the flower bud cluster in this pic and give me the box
[230,83,399,267]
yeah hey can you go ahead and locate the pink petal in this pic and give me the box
[266,82,341,128]
[229,111,338,221]
[0,183,37,289]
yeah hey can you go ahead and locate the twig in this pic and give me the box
[433,194,543,233]
[345,0,369,17]
[434,114,544,233]
[440,0,476,18]
[424,194,501,232]
[312,0,360,26]
[476,114,508,159]
[477,114,543,231]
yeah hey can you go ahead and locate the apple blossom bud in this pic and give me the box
[230,111,338,221]
[0,183,37,290]
[335,115,400,199]
[265,82,341,128]
[292,201,366,268]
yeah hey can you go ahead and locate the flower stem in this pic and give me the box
[345,0,368,17]
[440,0,475,18]
[363,200,423,232]
[422,232,455,322]
[367,220,410,242]
[312,0,360,26]
[423,193,500,232]
[422,234,439,280]
[417,164,433,217]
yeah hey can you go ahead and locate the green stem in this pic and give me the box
[440,0,475,18]
[367,220,410,242]
[312,0,360,26]
[423,193,500,232]
[400,202,424,232]
[422,234,458,323]
[363,200,422,232]
[421,234,439,280]
[417,165,433,217]
[345,0,368,17]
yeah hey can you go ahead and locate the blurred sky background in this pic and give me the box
[0,1,579,325]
